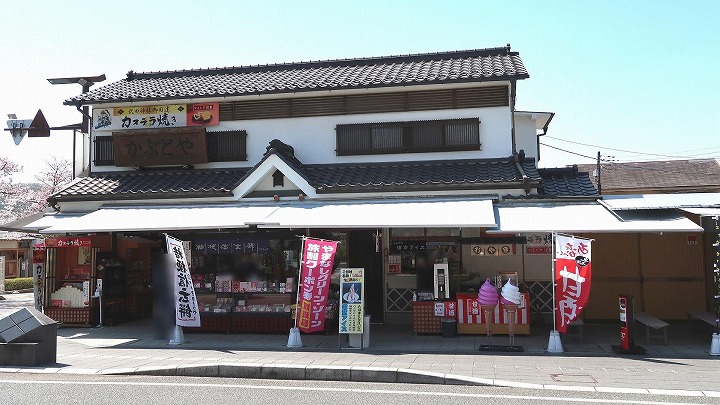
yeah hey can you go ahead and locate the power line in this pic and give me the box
[539,143,611,162]
[544,135,720,160]
[541,142,719,177]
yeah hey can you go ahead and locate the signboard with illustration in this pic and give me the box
[93,103,219,131]
[339,268,364,334]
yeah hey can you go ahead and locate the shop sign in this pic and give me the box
[526,233,552,255]
[45,237,92,248]
[112,126,209,167]
[434,301,456,318]
[391,240,425,252]
[554,234,592,333]
[93,103,219,131]
[167,235,201,327]
[31,240,45,311]
[297,238,338,333]
[339,268,364,334]
[193,239,270,254]
[470,244,514,256]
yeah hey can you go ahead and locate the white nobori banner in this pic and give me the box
[166,235,201,327]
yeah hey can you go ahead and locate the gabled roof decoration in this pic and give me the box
[65,46,528,105]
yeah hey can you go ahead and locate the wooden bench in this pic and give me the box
[634,312,669,345]
[687,311,717,328]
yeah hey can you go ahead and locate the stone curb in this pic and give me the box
[3,365,720,397]
[107,363,493,386]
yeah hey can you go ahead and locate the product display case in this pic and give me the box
[189,272,297,333]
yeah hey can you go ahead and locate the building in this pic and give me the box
[577,159,720,195]
[8,46,704,332]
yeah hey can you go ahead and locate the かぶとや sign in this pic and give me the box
[112,127,209,167]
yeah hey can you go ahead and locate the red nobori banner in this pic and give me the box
[554,234,592,333]
[45,237,92,248]
[297,238,338,333]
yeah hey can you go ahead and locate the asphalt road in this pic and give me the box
[0,374,713,405]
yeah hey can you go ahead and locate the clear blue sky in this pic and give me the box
[2,0,718,181]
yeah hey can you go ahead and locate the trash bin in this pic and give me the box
[441,317,457,338]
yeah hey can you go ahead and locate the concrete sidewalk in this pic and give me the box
[2,295,719,397]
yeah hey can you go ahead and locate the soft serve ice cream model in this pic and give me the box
[477,278,499,343]
[500,279,522,345]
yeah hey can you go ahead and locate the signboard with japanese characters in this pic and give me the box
[166,235,201,327]
[297,238,338,333]
[45,237,92,248]
[112,126,208,167]
[526,233,552,255]
[391,240,426,252]
[339,268,364,334]
[93,103,219,131]
[554,234,592,333]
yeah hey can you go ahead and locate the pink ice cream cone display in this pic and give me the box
[500,279,521,346]
[478,278,499,307]
[477,278,499,341]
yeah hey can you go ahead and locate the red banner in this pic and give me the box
[554,235,592,333]
[297,238,338,333]
[45,237,92,248]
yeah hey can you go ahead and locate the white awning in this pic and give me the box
[602,193,720,210]
[12,213,87,233]
[682,208,720,217]
[40,205,279,234]
[258,198,497,228]
[490,202,703,233]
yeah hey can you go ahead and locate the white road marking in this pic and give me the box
[0,379,707,405]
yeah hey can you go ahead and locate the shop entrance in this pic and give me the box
[348,230,383,323]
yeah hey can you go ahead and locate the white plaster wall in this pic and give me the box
[91,106,513,173]
[254,171,301,192]
[513,115,539,160]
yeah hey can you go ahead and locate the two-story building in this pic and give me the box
[14,46,704,332]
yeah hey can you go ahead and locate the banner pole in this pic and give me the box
[551,232,557,332]
[287,236,307,348]
[293,237,306,330]
[547,231,563,353]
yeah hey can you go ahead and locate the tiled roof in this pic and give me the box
[50,168,249,203]
[302,157,540,193]
[576,159,720,192]
[538,167,598,197]
[65,46,528,105]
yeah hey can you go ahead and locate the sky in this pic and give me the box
[1,0,718,182]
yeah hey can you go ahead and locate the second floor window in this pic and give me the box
[336,118,480,156]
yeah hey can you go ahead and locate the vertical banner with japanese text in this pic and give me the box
[166,235,201,327]
[297,238,338,333]
[339,268,365,334]
[554,234,592,333]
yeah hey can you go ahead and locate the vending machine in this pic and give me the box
[433,263,450,300]
[612,294,644,354]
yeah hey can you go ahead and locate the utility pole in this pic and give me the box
[596,151,602,195]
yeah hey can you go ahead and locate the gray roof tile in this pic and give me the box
[303,157,537,193]
[66,46,528,105]
[51,168,248,202]
[538,167,598,197]
[576,159,720,192]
